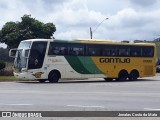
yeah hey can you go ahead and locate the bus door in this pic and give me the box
[28,41,47,79]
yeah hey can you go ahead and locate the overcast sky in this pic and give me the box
[1,0,160,48]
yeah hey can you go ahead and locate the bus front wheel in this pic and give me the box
[129,70,139,81]
[48,70,60,83]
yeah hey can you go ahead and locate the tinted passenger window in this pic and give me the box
[68,45,84,56]
[48,43,68,55]
[103,46,117,56]
[86,45,102,56]
[130,46,141,57]
[48,42,84,56]
[118,47,130,56]
[142,46,154,57]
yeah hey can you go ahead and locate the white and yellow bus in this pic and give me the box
[9,38,156,83]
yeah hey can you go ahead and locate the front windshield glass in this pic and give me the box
[14,41,31,71]
[18,41,31,49]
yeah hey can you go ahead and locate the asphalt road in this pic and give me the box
[0,74,159,111]
[0,74,160,119]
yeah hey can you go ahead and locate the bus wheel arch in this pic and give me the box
[48,70,61,83]
[117,69,129,81]
[129,70,139,81]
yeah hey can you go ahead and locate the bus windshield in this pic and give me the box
[14,41,47,71]
[14,41,31,71]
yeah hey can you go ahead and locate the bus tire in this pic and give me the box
[117,70,128,81]
[129,70,139,81]
[48,70,60,83]
[104,78,113,82]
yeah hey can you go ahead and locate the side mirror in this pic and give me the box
[9,49,17,58]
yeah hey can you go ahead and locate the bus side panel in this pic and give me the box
[91,57,155,78]
[47,56,82,79]
[64,56,105,78]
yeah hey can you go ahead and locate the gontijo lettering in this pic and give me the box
[100,58,131,63]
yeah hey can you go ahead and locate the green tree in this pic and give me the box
[0,61,6,70]
[0,15,56,49]
[0,48,13,62]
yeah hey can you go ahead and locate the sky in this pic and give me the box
[0,0,160,48]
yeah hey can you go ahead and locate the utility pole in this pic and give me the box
[90,18,109,39]
[90,27,92,39]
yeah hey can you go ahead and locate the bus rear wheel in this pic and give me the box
[117,70,128,81]
[48,70,60,83]
[129,70,139,81]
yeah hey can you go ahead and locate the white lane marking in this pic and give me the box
[3,104,33,106]
[144,108,160,111]
[67,105,105,108]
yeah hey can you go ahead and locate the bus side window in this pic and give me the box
[142,47,154,57]
[48,43,58,55]
[48,42,68,56]
[70,48,77,55]
[68,46,84,56]
[132,51,138,56]
[58,46,67,55]
[111,49,116,56]
[119,49,125,56]
[130,46,141,57]
[88,48,94,56]
[88,48,101,56]
[126,49,130,56]
[48,46,58,55]
[118,48,130,56]
[102,48,109,56]
[103,46,115,56]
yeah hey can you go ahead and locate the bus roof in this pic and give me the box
[74,38,116,42]
[22,38,155,46]
[22,39,52,42]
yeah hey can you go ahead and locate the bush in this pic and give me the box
[0,61,6,70]
[0,69,13,76]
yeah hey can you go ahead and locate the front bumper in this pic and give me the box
[14,72,35,80]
